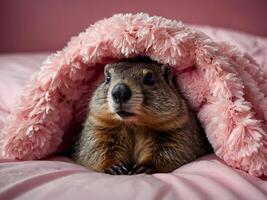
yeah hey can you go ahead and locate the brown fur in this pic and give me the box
[72,58,212,174]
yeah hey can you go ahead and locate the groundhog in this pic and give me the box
[72,57,212,175]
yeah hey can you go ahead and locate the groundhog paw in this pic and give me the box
[128,164,155,175]
[104,163,129,175]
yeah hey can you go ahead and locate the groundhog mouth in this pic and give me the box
[116,111,135,118]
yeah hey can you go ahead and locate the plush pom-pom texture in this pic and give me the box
[1,13,267,177]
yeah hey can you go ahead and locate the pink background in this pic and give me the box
[0,0,267,52]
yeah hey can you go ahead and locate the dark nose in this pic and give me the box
[111,83,132,104]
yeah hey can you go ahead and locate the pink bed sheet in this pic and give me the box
[0,26,267,200]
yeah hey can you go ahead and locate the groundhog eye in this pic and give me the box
[105,73,111,84]
[143,72,156,86]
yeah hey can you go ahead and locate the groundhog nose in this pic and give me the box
[111,83,132,103]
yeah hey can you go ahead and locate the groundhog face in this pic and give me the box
[89,59,185,128]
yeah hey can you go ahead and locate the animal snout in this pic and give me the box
[111,83,132,104]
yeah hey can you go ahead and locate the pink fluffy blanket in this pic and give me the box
[1,13,267,177]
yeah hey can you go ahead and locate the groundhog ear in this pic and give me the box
[161,65,173,84]
[104,64,112,75]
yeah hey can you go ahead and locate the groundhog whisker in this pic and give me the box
[127,100,142,105]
